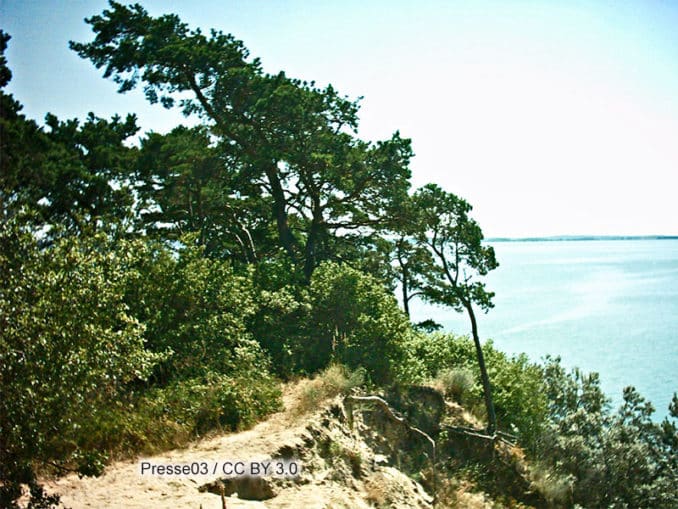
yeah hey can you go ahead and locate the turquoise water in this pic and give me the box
[409,239,678,418]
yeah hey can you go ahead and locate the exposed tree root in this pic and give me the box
[344,395,438,505]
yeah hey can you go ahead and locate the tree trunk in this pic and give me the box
[396,242,411,317]
[402,278,410,317]
[464,299,497,434]
[401,266,411,317]
[265,164,298,263]
[302,192,327,282]
[303,218,322,282]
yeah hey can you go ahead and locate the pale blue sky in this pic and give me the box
[2,0,678,237]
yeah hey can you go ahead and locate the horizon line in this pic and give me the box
[485,234,678,242]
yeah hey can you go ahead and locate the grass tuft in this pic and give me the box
[297,364,365,415]
[430,366,477,404]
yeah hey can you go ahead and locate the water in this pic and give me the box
[409,239,678,419]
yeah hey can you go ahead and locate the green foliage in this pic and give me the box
[117,236,284,435]
[0,220,162,503]
[410,331,478,378]
[0,31,11,87]
[390,184,500,432]
[0,218,282,507]
[484,349,548,448]
[305,262,414,384]
[432,366,476,404]
[409,184,498,314]
[136,125,270,262]
[38,111,139,234]
[247,257,311,375]
[123,236,265,382]
[144,370,282,435]
[411,333,548,444]
[1,61,138,235]
[412,333,678,507]
[70,368,281,460]
[535,356,678,508]
[71,2,414,279]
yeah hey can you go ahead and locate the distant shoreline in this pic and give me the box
[486,235,678,242]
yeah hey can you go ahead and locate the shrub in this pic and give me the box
[485,350,548,448]
[297,364,365,414]
[118,240,284,436]
[432,366,477,404]
[409,331,478,378]
[247,258,311,376]
[72,364,282,461]
[410,332,548,445]
[305,262,414,384]
[146,369,282,435]
[124,237,262,382]
[536,357,678,508]
[0,224,162,506]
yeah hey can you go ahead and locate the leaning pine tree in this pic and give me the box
[409,184,499,434]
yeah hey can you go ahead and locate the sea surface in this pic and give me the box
[409,239,678,419]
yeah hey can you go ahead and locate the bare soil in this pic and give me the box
[43,379,324,508]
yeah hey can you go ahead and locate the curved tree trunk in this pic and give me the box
[464,299,497,435]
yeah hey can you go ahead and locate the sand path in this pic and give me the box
[43,380,327,509]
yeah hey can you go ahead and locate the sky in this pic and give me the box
[2,0,678,237]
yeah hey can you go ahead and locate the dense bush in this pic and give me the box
[410,331,478,377]
[411,333,678,507]
[0,222,162,504]
[484,348,548,448]
[123,237,262,379]
[0,225,285,506]
[121,238,283,434]
[304,262,415,384]
[247,257,311,376]
[65,369,281,465]
[410,332,548,445]
[144,370,281,435]
[248,260,425,384]
[535,357,678,508]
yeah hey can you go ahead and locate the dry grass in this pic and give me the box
[435,478,494,509]
[430,366,477,404]
[365,476,388,506]
[295,364,365,415]
[528,463,573,507]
